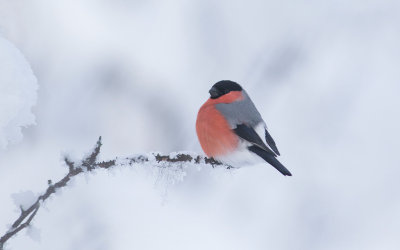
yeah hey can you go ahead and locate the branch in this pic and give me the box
[0,137,226,249]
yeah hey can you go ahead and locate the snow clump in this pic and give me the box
[0,35,38,149]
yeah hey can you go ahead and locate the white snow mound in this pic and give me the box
[11,190,37,210]
[0,35,38,149]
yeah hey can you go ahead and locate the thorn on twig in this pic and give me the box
[81,136,102,170]
[64,157,75,172]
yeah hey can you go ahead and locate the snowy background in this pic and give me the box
[1,0,400,249]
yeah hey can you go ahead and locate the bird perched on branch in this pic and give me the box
[196,80,292,176]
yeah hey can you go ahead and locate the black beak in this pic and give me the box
[209,87,219,99]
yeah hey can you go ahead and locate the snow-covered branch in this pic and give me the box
[0,137,225,250]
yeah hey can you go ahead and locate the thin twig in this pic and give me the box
[0,137,225,250]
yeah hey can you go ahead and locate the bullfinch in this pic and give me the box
[196,80,292,176]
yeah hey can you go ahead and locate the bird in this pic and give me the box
[196,80,292,176]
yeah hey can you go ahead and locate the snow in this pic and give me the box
[167,151,197,159]
[0,35,38,149]
[26,225,41,243]
[0,1,400,250]
[11,190,37,211]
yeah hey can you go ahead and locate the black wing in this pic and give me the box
[234,124,291,176]
[233,124,277,157]
[265,129,280,156]
[248,146,292,176]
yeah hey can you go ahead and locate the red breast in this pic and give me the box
[196,91,243,157]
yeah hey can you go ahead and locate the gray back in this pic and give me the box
[215,90,263,128]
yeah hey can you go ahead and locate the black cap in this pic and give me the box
[209,80,242,99]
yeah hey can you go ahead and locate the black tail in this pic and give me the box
[248,146,292,176]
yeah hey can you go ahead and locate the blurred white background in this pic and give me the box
[1,0,400,249]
